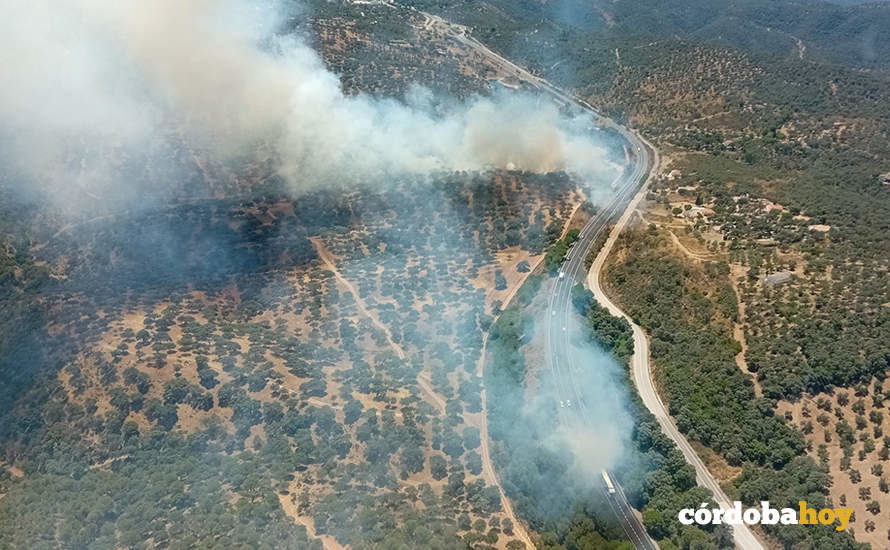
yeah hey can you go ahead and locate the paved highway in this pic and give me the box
[399,4,767,547]
[585,154,767,550]
[392,4,662,544]
[414,5,667,546]
[489,36,767,548]
[545,116,764,550]
[545,131,658,550]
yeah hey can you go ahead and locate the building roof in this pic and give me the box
[763,270,794,286]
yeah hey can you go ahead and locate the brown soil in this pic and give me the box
[777,383,890,548]
[728,263,763,397]
[0,461,24,478]
[279,490,347,550]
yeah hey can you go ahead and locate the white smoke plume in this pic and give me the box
[0,0,618,200]
[536,316,633,482]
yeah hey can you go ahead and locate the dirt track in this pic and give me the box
[310,236,535,549]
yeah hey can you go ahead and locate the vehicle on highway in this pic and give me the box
[602,470,616,494]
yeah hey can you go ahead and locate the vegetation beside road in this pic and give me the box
[485,271,732,549]
[576,286,736,549]
[604,227,862,549]
[392,0,890,545]
[486,274,634,549]
[543,228,580,274]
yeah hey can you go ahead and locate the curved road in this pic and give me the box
[402,5,766,548]
[531,69,765,550]
[546,132,656,550]
[584,151,766,550]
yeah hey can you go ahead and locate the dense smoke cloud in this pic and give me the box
[550,345,632,479]
[522,310,633,499]
[1,0,618,202]
[481,279,634,525]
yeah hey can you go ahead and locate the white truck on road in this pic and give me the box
[602,470,616,494]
